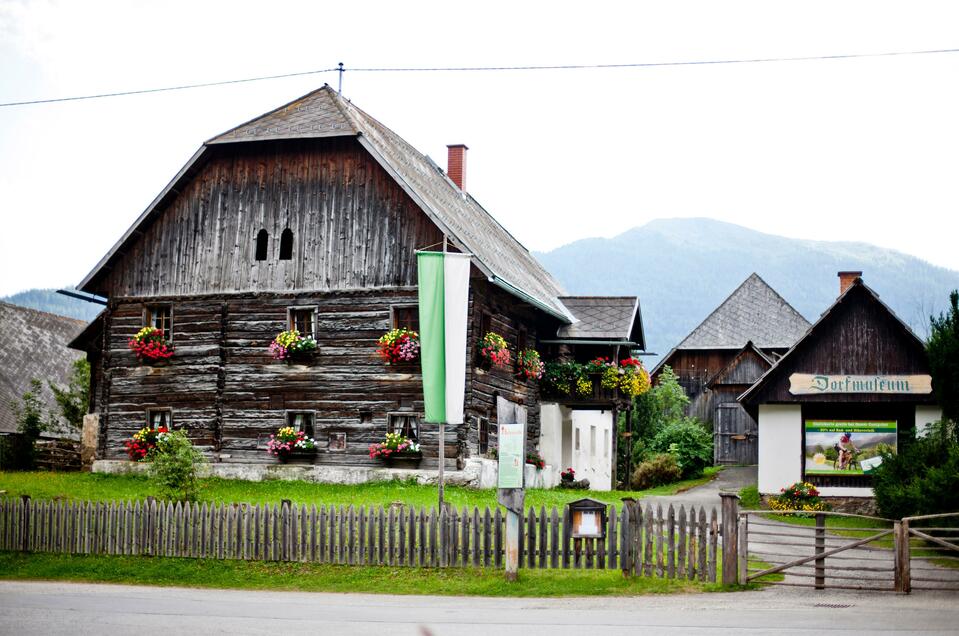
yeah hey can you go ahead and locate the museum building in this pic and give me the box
[739,272,942,498]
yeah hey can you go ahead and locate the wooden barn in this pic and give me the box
[740,272,941,497]
[69,86,643,487]
[651,273,810,464]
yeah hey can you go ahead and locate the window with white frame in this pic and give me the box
[286,411,315,438]
[288,307,316,339]
[387,412,420,442]
[145,305,173,340]
[146,408,172,429]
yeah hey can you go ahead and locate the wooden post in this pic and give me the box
[894,520,911,594]
[438,421,445,509]
[20,495,30,553]
[719,492,739,585]
[814,513,826,590]
[737,512,748,585]
[498,489,524,581]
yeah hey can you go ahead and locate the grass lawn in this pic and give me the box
[0,467,722,510]
[0,552,726,596]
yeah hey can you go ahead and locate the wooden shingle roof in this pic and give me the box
[204,87,571,320]
[676,273,810,350]
[0,302,85,434]
[554,296,645,347]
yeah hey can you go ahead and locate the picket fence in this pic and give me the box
[0,497,719,580]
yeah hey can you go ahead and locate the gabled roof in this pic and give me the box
[653,273,809,375]
[739,277,930,407]
[705,341,773,389]
[80,86,573,322]
[552,296,645,348]
[677,273,809,350]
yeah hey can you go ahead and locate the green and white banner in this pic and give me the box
[417,251,471,424]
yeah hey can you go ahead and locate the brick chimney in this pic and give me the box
[447,144,468,192]
[838,271,863,296]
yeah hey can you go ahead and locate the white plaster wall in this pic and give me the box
[571,410,613,491]
[757,404,803,494]
[916,405,943,437]
[539,403,564,473]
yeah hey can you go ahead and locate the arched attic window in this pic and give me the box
[255,229,269,261]
[279,228,294,260]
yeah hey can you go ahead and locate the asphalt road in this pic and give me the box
[1,581,957,635]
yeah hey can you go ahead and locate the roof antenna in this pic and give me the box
[337,62,344,94]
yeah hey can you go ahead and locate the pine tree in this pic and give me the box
[927,290,959,428]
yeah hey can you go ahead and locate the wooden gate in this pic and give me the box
[713,403,757,465]
[898,512,959,592]
[741,511,897,591]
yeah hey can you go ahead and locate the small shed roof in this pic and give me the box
[553,296,645,348]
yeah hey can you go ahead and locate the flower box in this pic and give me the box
[269,330,317,363]
[384,452,423,469]
[128,327,174,362]
[377,328,420,364]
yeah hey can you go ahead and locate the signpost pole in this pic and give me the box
[497,422,526,582]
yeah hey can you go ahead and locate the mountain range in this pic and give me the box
[535,218,959,362]
[4,218,958,366]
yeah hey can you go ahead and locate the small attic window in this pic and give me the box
[279,228,293,260]
[255,230,269,261]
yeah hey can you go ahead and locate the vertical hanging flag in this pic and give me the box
[417,251,471,424]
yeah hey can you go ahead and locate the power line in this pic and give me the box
[3,46,959,108]
[0,67,339,107]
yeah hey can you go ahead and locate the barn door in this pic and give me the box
[714,402,758,465]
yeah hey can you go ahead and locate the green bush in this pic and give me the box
[630,453,682,490]
[650,417,713,479]
[148,430,205,502]
[872,421,959,519]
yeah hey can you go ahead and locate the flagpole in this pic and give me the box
[438,421,445,509]
[439,234,448,514]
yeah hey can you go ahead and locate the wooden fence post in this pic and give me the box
[894,520,911,594]
[719,493,739,585]
[737,512,748,585]
[814,513,826,590]
[20,495,31,553]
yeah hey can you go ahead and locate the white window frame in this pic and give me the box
[287,306,317,339]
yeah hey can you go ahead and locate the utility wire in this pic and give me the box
[3,46,959,108]
[0,67,340,107]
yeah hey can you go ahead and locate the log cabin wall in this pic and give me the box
[463,279,549,456]
[91,135,550,468]
[99,282,544,468]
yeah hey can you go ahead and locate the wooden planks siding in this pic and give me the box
[99,138,445,298]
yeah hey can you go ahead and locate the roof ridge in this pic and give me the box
[0,300,86,326]
[205,85,338,144]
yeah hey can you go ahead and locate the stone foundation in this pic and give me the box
[92,457,561,490]
[761,494,879,516]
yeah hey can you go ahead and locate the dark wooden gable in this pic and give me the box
[96,137,445,298]
[740,280,934,407]
[706,341,772,389]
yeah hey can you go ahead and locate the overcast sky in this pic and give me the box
[1,0,958,297]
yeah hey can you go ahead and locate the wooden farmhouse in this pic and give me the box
[70,86,644,489]
[651,273,810,464]
[740,272,941,498]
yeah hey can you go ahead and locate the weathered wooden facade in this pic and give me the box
[71,86,642,481]
[706,342,771,465]
[651,273,810,465]
[740,273,941,496]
